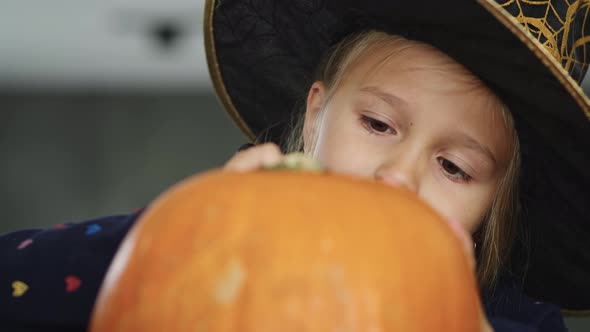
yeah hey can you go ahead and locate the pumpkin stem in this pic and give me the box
[264,153,323,172]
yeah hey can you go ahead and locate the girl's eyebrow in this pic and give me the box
[359,86,408,110]
[455,133,497,165]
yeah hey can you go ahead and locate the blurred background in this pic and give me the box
[0,0,588,329]
[0,0,246,233]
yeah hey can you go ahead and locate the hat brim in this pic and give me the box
[205,0,590,312]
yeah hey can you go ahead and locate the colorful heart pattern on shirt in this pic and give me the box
[85,224,102,235]
[12,280,29,297]
[65,275,81,292]
[17,239,33,250]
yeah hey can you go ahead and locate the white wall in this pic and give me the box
[0,0,210,91]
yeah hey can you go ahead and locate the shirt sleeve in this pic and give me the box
[0,211,141,332]
[483,277,569,332]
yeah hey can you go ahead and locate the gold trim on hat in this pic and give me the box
[204,0,256,140]
[497,0,590,84]
[480,0,590,121]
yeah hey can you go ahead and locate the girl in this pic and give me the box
[213,0,590,330]
[225,31,516,331]
[1,0,589,331]
[223,30,527,332]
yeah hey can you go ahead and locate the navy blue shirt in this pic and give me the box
[0,212,568,331]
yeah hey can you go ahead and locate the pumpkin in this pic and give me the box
[90,167,481,331]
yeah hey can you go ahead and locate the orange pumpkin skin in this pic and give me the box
[90,170,482,332]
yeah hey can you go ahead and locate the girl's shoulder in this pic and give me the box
[0,211,142,332]
[482,274,568,332]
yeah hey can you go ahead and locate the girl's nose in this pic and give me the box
[375,172,419,193]
[374,157,420,193]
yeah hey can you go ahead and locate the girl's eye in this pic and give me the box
[360,115,396,135]
[437,157,472,183]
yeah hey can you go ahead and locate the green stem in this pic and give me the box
[263,153,323,172]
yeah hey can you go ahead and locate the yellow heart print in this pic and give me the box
[12,280,29,297]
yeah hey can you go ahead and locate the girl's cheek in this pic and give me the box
[447,218,473,246]
[419,180,472,232]
[427,161,483,232]
[446,217,476,270]
[319,136,380,175]
[325,151,376,177]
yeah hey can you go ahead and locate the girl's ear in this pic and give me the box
[303,81,327,154]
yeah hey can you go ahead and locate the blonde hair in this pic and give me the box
[283,30,522,291]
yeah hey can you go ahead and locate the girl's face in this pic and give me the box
[304,42,513,234]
